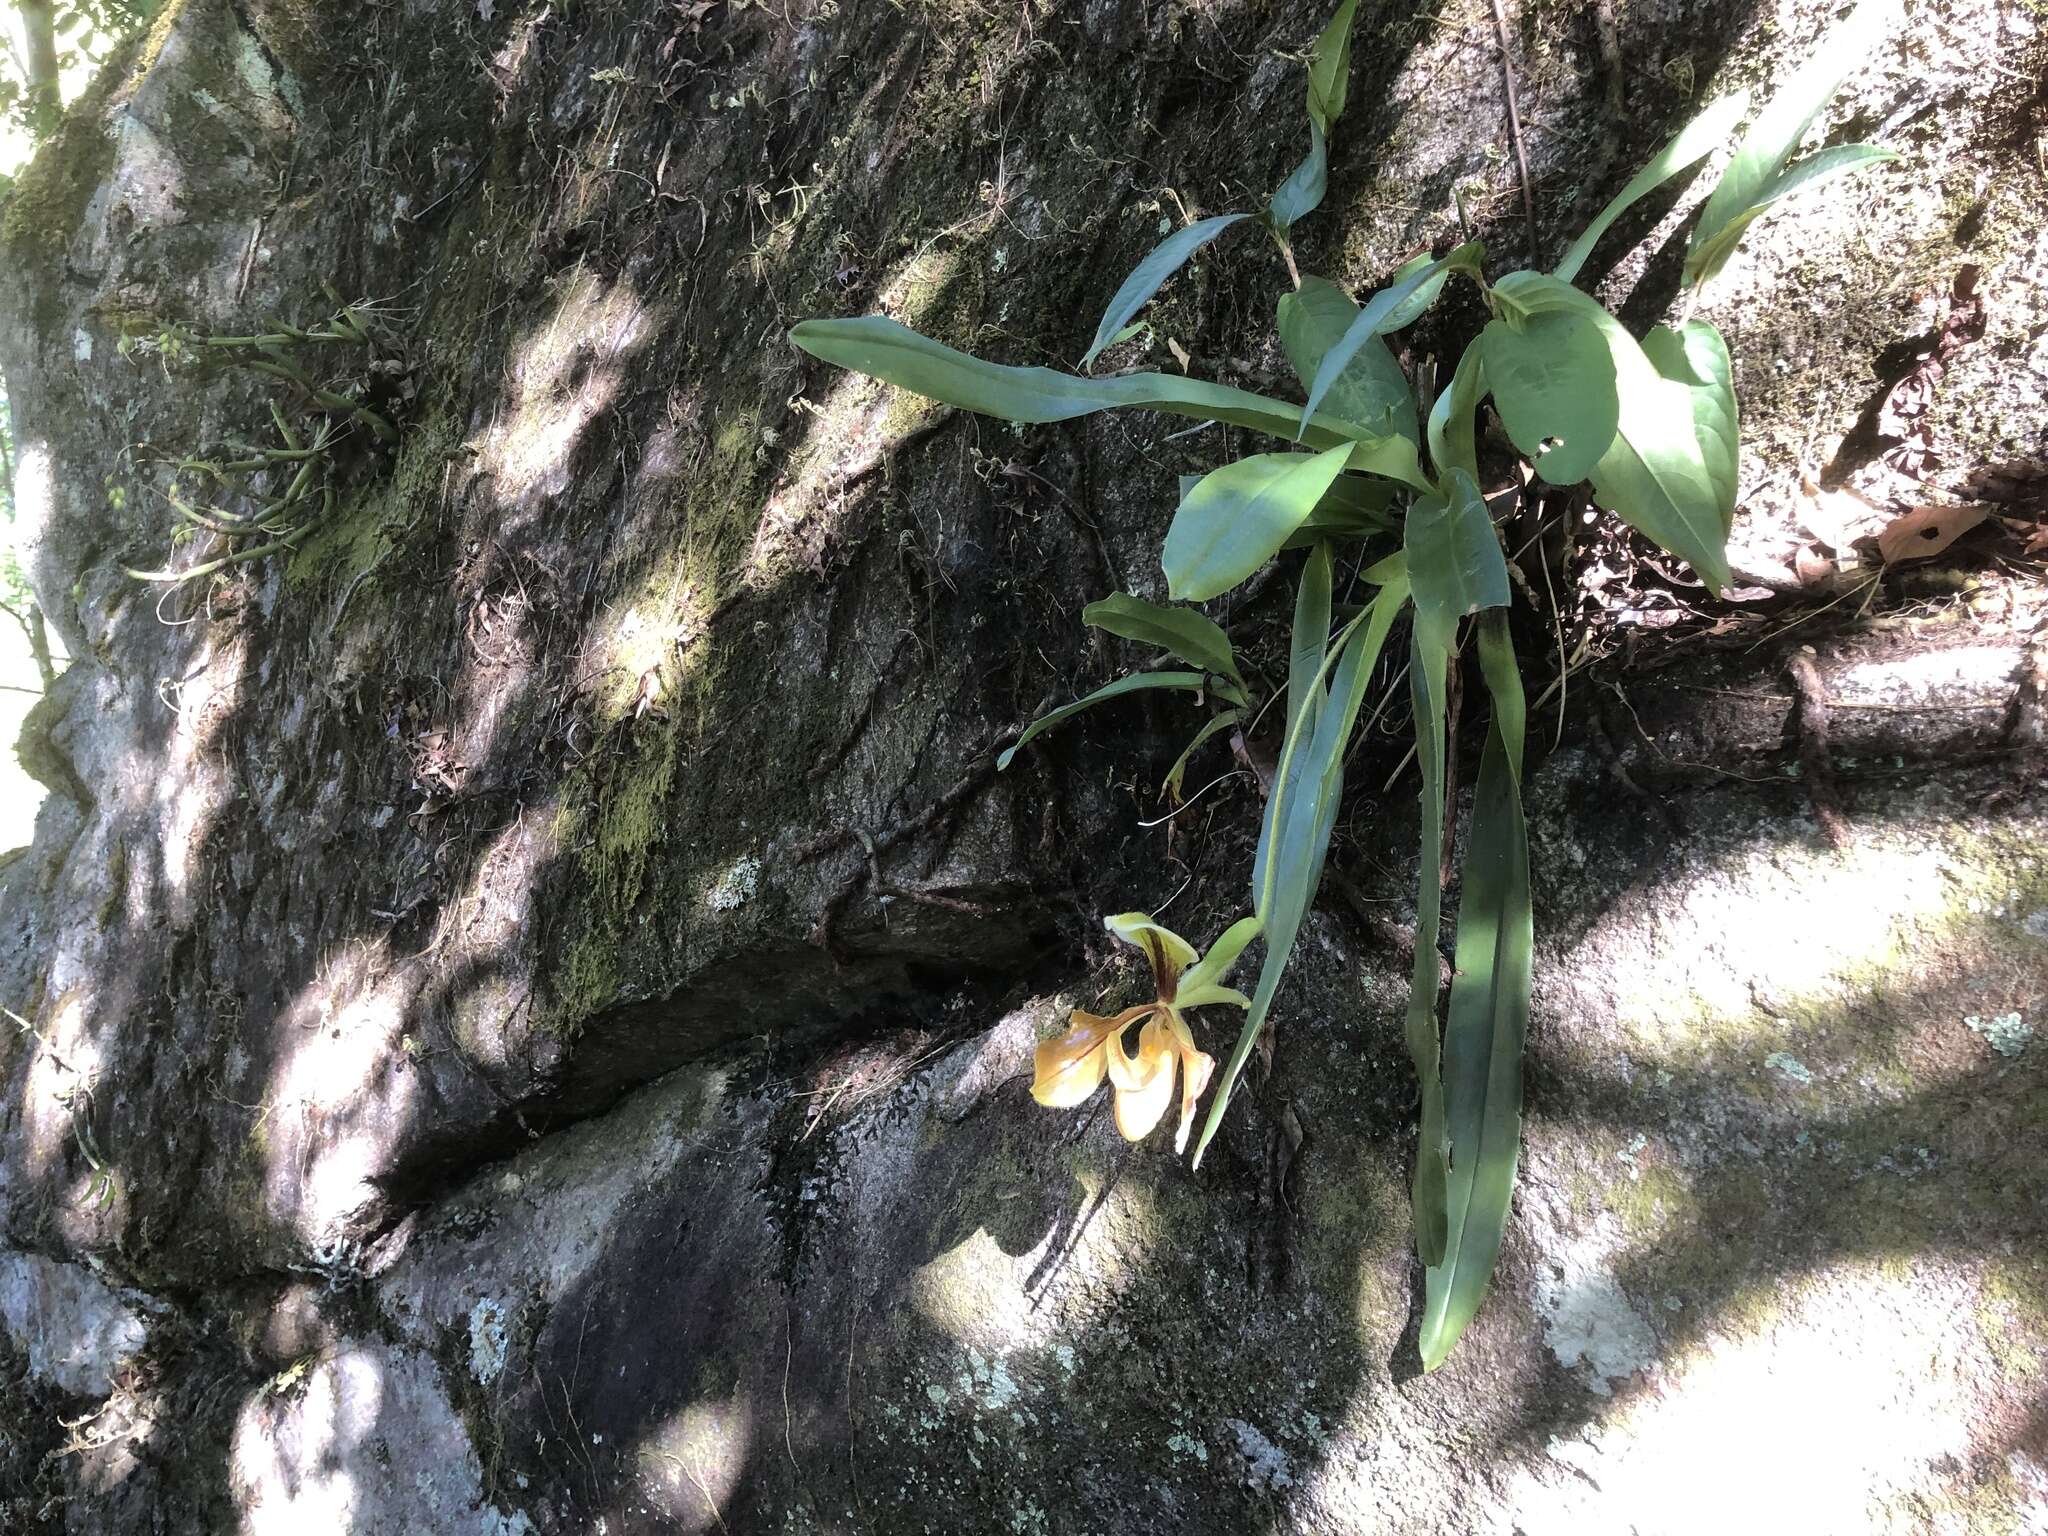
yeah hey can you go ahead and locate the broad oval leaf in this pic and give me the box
[1377,250,1453,333]
[1642,319,1738,533]
[1282,473,1398,548]
[1299,243,1484,434]
[1082,592,1244,687]
[1405,467,1509,652]
[1279,276,1419,445]
[791,316,1430,487]
[1552,90,1750,283]
[1163,446,1353,601]
[1426,335,1487,486]
[1686,0,1896,286]
[1479,305,1620,484]
[1269,119,1329,233]
[1489,273,1731,592]
[996,670,1207,770]
[1306,0,1362,129]
[1419,612,1531,1370]
[1082,214,1250,370]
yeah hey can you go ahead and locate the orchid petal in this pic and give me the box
[1178,914,1262,998]
[1105,1009,1171,1092]
[1174,1044,1217,1155]
[1112,1017,1179,1140]
[1032,1007,1142,1107]
[1177,984,1252,1011]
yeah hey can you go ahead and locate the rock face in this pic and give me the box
[1,0,2044,1531]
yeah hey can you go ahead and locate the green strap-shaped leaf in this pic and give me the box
[1419,611,1531,1370]
[1082,214,1250,370]
[1426,336,1487,486]
[1287,542,1336,771]
[995,670,1208,770]
[1479,305,1620,484]
[1402,622,1452,1266]
[1686,0,1896,286]
[1253,542,1335,910]
[1269,0,1362,230]
[1642,319,1738,533]
[1755,141,1898,207]
[1083,592,1245,688]
[1279,276,1419,446]
[1406,468,1509,650]
[1299,243,1484,434]
[791,316,1431,490]
[1192,567,1413,1169]
[1489,272,1731,592]
[1684,142,1898,288]
[1552,91,1750,283]
[1162,709,1242,801]
[1163,446,1353,601]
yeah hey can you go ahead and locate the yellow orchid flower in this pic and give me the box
[1032,912,1261,1154]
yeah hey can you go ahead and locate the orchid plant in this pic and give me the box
[1032,912,1261,1153]
[793,1,1896,1367]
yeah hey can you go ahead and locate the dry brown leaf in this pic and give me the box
[1794,545,1837,586]
[1876,503,1990,564]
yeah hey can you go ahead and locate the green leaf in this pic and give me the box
[1284,474,1398,547]
[1083,592,1245,688]
[1405,468,1509,652]
[995,671,1208,770]
[1286,541,1336,777]
[1684,143,1897,289]
[1252,541,1334,911]
[1686,0,1895,286]
[1269,119,1329,232]
[1161,709,1243,801]
[1082,214,1250,370]
[1426,336,1486,486]
[1642,319,1738,533]
[1552,91,1750,284]
[1402,621,1452,1266]
[1163,446,1353,601]
[1299,243,1484,434]
[1377,251,1453,333]
[1250,543,1327,980]
[1489,273,1731,592]
[1192,568,1413,1169]
[1419,611,1531,1370]
[1479,305,1620,484]
[1756,141,1897,206]
[1279,276,1419,446]
[791,316,1430,488]
[1306,0,1362,129]
[1269,0,1362,229]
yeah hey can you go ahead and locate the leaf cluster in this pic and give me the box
[790,0,1899,1367]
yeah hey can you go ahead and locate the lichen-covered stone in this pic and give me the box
[1,0,2043,1530]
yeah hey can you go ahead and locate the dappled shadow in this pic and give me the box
[11,0,2007,1529]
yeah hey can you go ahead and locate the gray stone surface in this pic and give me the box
[0,0,2042,1531]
